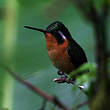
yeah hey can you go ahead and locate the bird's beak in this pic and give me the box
[24,26,47,34]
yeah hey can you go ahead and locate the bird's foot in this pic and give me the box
[53,72,74,84]
[53,74,67,83]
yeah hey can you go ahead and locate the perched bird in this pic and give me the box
[24,21,87,84]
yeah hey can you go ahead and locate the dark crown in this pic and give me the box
[46,21,72,44]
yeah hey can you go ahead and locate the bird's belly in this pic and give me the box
[48,49,75,74]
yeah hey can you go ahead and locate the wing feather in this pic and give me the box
[67,40,87,68]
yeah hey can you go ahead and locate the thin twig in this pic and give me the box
[73,100,89,110]
[38,99,47,110]
[4,67,70,110]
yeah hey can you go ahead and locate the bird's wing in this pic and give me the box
[67,40,87,68]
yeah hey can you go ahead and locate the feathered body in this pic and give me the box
[24,21,87,81]
[45,21,87,75]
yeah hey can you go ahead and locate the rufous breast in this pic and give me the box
[45,33,75,74]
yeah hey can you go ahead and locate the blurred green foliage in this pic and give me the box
[69,63,97,97]
[0,0,109,110]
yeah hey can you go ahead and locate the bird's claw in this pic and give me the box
[53,75,74,84]
[53,78,65,83]
[55,71,74,84]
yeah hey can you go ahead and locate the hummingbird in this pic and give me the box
[24,21,87,84]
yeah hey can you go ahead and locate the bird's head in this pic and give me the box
[24,21,72,44]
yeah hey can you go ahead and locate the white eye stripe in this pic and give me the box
[58,31,66,40]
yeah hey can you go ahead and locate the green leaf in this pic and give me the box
[69,63,96,79]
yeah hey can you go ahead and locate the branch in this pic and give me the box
[4,67,70,110]
[73,100,89,110]
[38,99,47,110]
[107,51,110,58]
[71,0,98,22]
[103,0,110,17]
